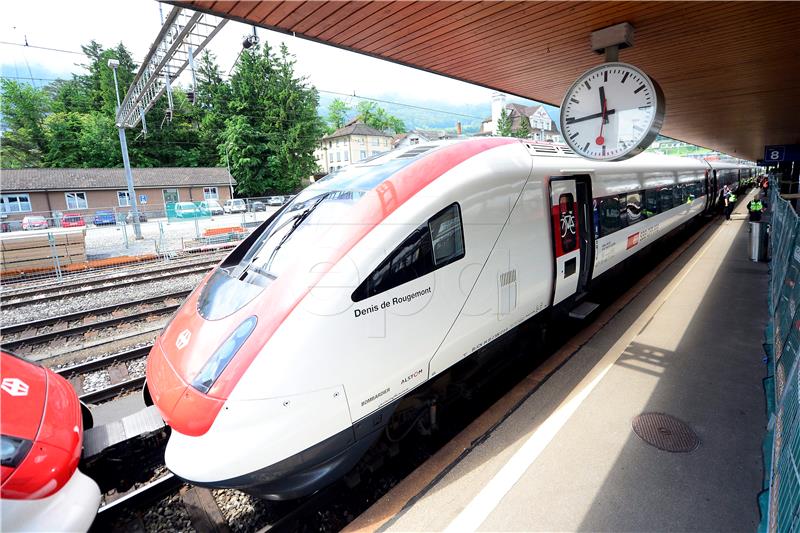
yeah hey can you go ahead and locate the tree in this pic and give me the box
[515,115,531,139]
[194,51,229,166]
[42,112,85,167]
[496,108,513,137]
[326,98,350,132]
[355,100,405,134]
[0,79,50,167]
[223,42,325,195]
[77,41,136,116]
[78,112,120,168]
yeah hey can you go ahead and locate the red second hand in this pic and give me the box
[596,98,606,145]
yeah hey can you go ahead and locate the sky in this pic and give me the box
[0,0,532,110]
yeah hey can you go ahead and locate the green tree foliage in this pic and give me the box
[515,115,531,139]
[496,108,513,137]
[78,41,137,116]
[0,79,50,168]
[1,38,325,190]
[326,98,350,133]
[194,51,229,166]
[222,42,325,195]
[355,101,405,134]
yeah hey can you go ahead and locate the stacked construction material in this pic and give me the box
[0,228,87,274]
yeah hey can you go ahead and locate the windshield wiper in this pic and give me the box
[260,192,330,273]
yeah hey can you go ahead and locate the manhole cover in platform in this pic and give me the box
[632,413,699,452]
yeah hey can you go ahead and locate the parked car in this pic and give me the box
[61,213,86,228]
[250,201,266,212]
[223,199,247,214]
[21,216,48,230]
[125,211,148,223]
[199,200,224,216]
[175,202,200,218]
[266,196,283,206]
[93,210,116,226]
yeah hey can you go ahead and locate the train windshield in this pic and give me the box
[235,152,426,282]
[198,151,432,320]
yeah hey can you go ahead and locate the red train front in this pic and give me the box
[1,351,101,532]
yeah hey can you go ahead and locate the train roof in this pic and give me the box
[315,138,754,195]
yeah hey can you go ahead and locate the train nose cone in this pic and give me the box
[146,341,224,436]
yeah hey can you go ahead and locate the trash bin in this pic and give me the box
[750,222,769,262]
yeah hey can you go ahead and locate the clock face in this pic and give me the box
[560,62,665,161]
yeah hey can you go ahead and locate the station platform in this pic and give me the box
[348,191,769,532]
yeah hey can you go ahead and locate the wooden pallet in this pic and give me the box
[0,229,87,273]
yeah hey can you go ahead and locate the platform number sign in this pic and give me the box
[765,146,785,162]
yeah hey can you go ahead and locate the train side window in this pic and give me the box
[352,203,464,302]
[617,194,629,229]
[626,192,642,224]
[598,196,623,237]
[643,189,660,216]
[429,204,465,266]
[673,184,683,205]
[659,187,674,211]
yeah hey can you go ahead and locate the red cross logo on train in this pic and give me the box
[176,329,192,350]
[1,377,29,397]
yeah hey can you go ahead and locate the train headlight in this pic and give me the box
[191,316,257,394]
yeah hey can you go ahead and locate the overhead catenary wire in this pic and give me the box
[0,40,85,56]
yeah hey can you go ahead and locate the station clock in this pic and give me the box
[560,62,665,161]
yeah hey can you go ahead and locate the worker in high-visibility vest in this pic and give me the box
[724,190,736,220]
[748,197,764,222]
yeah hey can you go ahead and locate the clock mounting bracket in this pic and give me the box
[590,22,635,63]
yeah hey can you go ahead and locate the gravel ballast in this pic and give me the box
[0,273,204,326]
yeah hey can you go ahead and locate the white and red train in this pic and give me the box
[1,351,100,531]
[146,138,754,499]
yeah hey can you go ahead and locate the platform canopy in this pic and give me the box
[179,1,799,161]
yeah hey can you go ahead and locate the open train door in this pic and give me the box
[550,175,594,306]
[704,166,718,214]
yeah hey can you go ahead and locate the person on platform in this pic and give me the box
[722,186,733,220]
[748,196,764,222]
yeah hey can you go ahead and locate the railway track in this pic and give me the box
[0,290,189,360]
[90,467,341,533]
[1,261,215,310]
[56,345,152,404]
[1,251,224,296]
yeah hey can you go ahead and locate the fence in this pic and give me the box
[0,204,277,285]
[763,176,800,531]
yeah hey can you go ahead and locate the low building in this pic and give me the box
[315,121,393,175]
[481,93,562,142]
[393,126,463,149]
[0,167,235,224]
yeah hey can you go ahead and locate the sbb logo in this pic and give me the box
[176,329,192,350]
[1,378,29,397]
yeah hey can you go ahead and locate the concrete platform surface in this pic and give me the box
[365,195,768,532]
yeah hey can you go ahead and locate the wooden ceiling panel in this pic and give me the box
[370,2,524,57]
[338,2,445,48]
[302,2,371,38]
[183,0,800,161]
[360,2,487,53]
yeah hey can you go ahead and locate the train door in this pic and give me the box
[550,175,594,305]
[704,169,717,214]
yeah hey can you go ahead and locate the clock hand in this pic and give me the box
[599,86,608,125]
[596,93,607,146]
[564,109,616,124]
